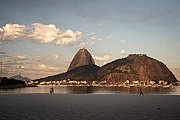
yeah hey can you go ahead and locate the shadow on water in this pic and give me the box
[0,86,180,95]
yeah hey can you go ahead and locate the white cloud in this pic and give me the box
[53,54,59,60]
[0,54,9,58]
[47,66,66,72]
[0,24,29,43]
[120,50,129,55]
[105,35,113,39]
[15,55,27,60]
[48,66,60,71]
[128,43,136,48]
[56,30,82,45]
[76,31,82,39]
[1,60,19,66]
[90,36,97,40]
[60,67,67,71]
[89,42,95,46]
[92,55,112,61]
[31,56,42,61]
[86,32,95,36]
[71,40,95,47]
[120,40,126,43]
[28,23,60,44]
[71,41,88,47]
[30,55,60,62]
[0,23,83,45]
[0,54,27,60]
[97,38,102,41]
[39,64,46,69]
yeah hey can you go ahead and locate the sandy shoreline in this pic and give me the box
[0,94,180,120]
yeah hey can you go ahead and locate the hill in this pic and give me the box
[10,75,31,81]
[67,48,95,71]
[36,65,100,83]
[97,54,177,83]
[34,49,177,84]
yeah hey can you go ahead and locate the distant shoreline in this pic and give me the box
[0,93,180,96]
[1,85,180,95]
[0,84,38,89]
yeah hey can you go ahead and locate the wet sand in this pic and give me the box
[0,94,180,120]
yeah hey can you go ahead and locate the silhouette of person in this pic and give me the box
[50,87,54,94]
[51,87,54,94]
[140,88,144,95]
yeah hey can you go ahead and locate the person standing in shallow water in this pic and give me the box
[140,88,144,95]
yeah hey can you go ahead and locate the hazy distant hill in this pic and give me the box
[10,75,31,81]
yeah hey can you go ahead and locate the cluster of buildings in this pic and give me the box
[27,79,180,88]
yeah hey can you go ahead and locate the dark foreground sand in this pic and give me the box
[0,94,180,120]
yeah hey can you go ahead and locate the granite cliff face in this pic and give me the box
[97,54,177,83]
[67,48,95,71]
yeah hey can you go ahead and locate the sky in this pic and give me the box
[0,0,180,80]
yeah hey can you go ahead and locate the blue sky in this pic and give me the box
[0,0,180,80]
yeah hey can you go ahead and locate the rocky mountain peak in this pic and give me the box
[67,48,95,71]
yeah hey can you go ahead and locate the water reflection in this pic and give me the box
[0,86,180,95]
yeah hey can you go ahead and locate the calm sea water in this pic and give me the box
[0,86,180,95]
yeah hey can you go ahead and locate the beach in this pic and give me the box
[0,94,180,120]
